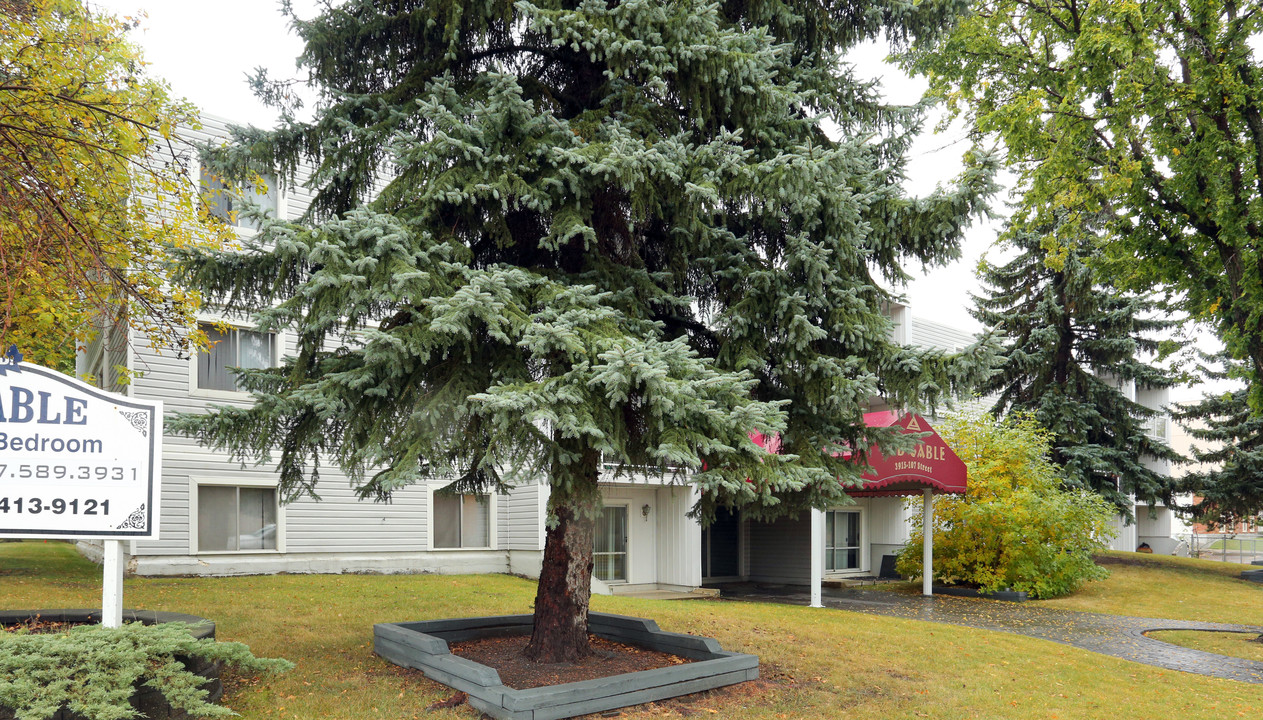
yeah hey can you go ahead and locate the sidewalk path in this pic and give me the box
[715,584,1263,683]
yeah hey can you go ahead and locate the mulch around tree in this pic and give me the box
[449,634,694,690]
[1,618,75,634]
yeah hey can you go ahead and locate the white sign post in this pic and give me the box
[0,351,162,628]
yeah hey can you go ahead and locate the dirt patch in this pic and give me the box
[449,634,694,690]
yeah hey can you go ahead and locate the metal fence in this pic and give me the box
[1181,533,1263,564]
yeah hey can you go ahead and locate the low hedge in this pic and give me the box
[1,616,291,720]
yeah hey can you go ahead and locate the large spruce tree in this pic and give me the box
[1172,356,1263,529]
[973,227,1181,516]
[173,0,995,662]
[904,0,1263,411]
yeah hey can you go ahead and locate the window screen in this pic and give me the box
[433,491,490,549]
[198,485,278,552]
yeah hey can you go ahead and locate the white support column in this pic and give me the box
[102,540,124,628]
[922,489,934,597]
[810,508,824,608]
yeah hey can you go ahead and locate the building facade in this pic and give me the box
[77,116,1185,589]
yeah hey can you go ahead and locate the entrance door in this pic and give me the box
[701,507,741,580]
[594,505,628,582]
[826,510,861,571]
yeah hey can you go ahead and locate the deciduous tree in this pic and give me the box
[0,0,221,370]
[172,0,997,662]
[905,0,1263,408]
[897,411,1115,598]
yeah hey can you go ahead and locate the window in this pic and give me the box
[197,323,275,392]
[594,505,628,582]
[1143,415,1170,440]
[197,485,278,552]
[433,491,490,548]
[201,167,279,230]
[826,510,860,571]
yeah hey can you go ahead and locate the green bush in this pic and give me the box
[896,412,1116,598]
[0,622,292,720]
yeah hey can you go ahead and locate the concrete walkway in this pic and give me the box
[715,583,1263,683]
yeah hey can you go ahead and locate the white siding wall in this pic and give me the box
[908,317,977,353]
[1107,515,1139,551]
[503,480,544,551]
[1136,505,1189,555]
[858,496,911,574]
[654,485,701,589]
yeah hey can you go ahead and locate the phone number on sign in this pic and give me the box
[0,464,136,481]
[0,497,110,515]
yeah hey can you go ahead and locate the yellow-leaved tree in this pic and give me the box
[0,0,226,371]
[897,411,1117,599]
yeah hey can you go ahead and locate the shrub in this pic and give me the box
[896,411,1116,598]
[0,621,292,720]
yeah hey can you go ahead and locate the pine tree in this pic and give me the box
[973,226,1181,517]
[1172,356,1263,530]
[171,0,996,662]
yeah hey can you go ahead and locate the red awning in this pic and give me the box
[848,411,967,497]
[748,412,967,497]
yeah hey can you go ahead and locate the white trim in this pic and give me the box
[102,540,124,628]
[425,482,498,551]
[823,505,870,576]
[809,508,824,608]
[124,322,135,398]
[189,476,287,554]
[922,489,934,597]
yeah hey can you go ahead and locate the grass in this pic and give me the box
[1036,551,1263,625]
[2,542,1262,720]
[1149,631,1263,663]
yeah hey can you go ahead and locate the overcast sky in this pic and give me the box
[93,1,1220,402]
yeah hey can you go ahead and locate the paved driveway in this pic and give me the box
[715,584,1263,683]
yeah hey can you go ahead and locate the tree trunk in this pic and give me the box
[524,448,601,663]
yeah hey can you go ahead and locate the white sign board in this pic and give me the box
[0,356,161,540]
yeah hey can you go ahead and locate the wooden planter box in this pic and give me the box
[374,612,759,720]
[0,609,221,720]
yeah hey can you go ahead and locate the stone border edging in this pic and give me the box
[0,609,215,638]
[373,612,759,720]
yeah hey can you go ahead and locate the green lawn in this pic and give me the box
[1149,631,1263,663]
[2,542,1262,720]
[1037,551,1263,626]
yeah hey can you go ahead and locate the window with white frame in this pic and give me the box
[825,510,861,571]
[1142,415,1170,441]
[433,490,490,549]
[200,166,279,230]
[594,505,628,582]
[196,322,275,392]
[197,485,279,552]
